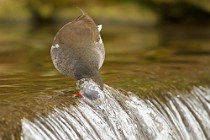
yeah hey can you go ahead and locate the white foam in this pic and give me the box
[77,78,105,100]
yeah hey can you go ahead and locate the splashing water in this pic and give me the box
[76,78,105,100]
[21,80,210,140]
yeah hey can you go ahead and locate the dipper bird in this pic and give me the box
[50,10,105,93]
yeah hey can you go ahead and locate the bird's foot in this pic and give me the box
[73,93,83,98]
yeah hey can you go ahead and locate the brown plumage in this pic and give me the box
[50,10,105,89]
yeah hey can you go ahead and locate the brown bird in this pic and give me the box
[50,10,105,92]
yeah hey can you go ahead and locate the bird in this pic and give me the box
[50,9,105,96]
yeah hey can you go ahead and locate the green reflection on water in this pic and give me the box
[0,24,210,137]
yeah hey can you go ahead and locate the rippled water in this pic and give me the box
[1,24,210,138]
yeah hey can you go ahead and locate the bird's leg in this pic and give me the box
[73,80,84,98]
[73,93,83,98]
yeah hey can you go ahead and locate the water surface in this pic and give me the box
[0,24,210,138]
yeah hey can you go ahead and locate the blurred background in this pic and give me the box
[1,0,210,25]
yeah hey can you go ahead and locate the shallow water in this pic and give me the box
[0,23,210,138]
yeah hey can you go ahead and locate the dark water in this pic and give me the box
[0,23,210,138]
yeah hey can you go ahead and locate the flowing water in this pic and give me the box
[21,83,210,140]
[0,23,210,139]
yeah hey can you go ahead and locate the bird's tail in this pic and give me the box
[76,7,85,16]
